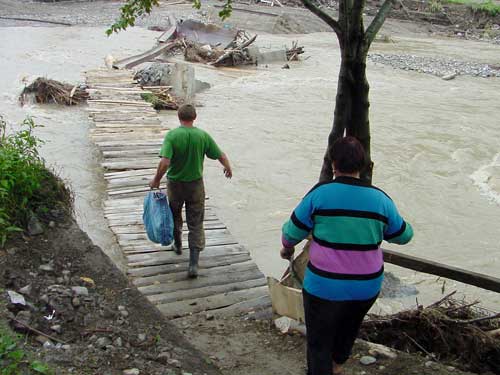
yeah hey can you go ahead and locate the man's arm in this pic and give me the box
[149,157,171,189]
[218,153,232,179]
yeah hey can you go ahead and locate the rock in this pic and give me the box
[167,358,181,368]
[28,214,44,236]
[19,284,32,295]
[39,264,54,273]
[359,356,377,365]
[205,313,214,321]
[8,290,26,306]
[123,369,140,375]
[156,352,171,364]
[137,333,146,342]
[6,247,17,255]
[62,345,71,350]
[71,286,89,296]
[442,72,457,80]
[114,337,123,347]
[43,340,54,349]
[118,305,126,311]
[49,221,56,228]
[96,337,112,348]
[72,297,80,307]
[35,335,51,345]
[50,324,62,334]
[366,342,398,359]
[120,310,129,318]
[40,294,49,303]
[182,373,193,375]
[282,63,290,69]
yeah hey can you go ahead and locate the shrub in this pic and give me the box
[0,116,71,246]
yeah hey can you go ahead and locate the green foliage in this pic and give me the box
[0,329,52,374]
[106,0,233,35]
[0,116,71,246]
[429,0,443,13]
[444,0,500,16]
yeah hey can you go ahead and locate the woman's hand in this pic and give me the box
[280,246,295,260]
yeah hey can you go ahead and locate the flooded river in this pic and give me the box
[1,26,499,310]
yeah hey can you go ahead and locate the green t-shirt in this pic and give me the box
[159,126,223,182]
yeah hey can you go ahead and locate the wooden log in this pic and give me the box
[156,286,269,318]
[383,248,500,293]
[111,220,225,234]
[116,227,232,242]
[104,169,157,179]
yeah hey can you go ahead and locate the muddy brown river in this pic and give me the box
[1,26,499,311]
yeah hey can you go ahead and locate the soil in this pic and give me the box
[0,213,221,375]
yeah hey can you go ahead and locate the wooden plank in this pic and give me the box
[104,169,157,179]
[112,221,225,234]
[156,286,269,318]
[108,215,219,228]
[88,99,153,106]
[140,268,265,297]
[127,253,250,278]
[134,260,259,287]
[113,40,178,69]
[126,244,247,266]
[148,278,267,305]
[117,233,236,249]
[96,140,162,148]
[116,227,231,242]
[95,122,161,128]
[383,248,500,293]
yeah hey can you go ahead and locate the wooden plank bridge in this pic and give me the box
[85,69,270,319]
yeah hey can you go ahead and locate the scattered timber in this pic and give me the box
[20,78,88,106]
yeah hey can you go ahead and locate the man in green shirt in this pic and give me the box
[149,104,232,278]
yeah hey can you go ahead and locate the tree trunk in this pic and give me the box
[318,45,373,183]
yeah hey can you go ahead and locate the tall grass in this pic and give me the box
[0,116,71,246]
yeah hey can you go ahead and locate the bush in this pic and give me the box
[0,116,71,246]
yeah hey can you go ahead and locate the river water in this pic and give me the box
[1,26,499,311]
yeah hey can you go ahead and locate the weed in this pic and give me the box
[0,328,52,374]
[429,0,444,12]
[0,116,72,246]
[444,0,500,16]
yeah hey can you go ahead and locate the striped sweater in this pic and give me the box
[282,176,413,301]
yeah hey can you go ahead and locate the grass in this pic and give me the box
[0,328,53,374]
[444,0,500,16]
[0,116,72,247]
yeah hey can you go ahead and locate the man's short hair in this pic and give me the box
[178,104,197,122]
[329,136,367,174]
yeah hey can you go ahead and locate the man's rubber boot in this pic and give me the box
[172,242,182,255]
[188,249,199,278]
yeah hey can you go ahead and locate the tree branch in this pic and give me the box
[299,0,342,38]
[363,0,395,49]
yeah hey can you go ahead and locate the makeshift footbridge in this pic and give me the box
[84,69,270,319]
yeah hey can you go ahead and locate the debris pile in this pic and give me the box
[360,291,500,374]
[286,40,305,61]
[141,90,181,110]
[19,78,88,106]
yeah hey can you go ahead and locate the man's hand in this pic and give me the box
[224,167,232,179]
[149,179,160,189]
[280,246,295,260]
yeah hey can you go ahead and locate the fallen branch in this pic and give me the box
[10,318,68,345]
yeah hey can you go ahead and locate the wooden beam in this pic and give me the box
[383,248,500,293]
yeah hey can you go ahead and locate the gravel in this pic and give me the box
[368,53,500,78]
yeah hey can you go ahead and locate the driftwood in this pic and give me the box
[210,32,258,67]
[19,78,88,106]
[360,293,500,374]
[286,40,305,61]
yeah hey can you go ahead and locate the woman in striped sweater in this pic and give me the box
[281,136,413,375]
